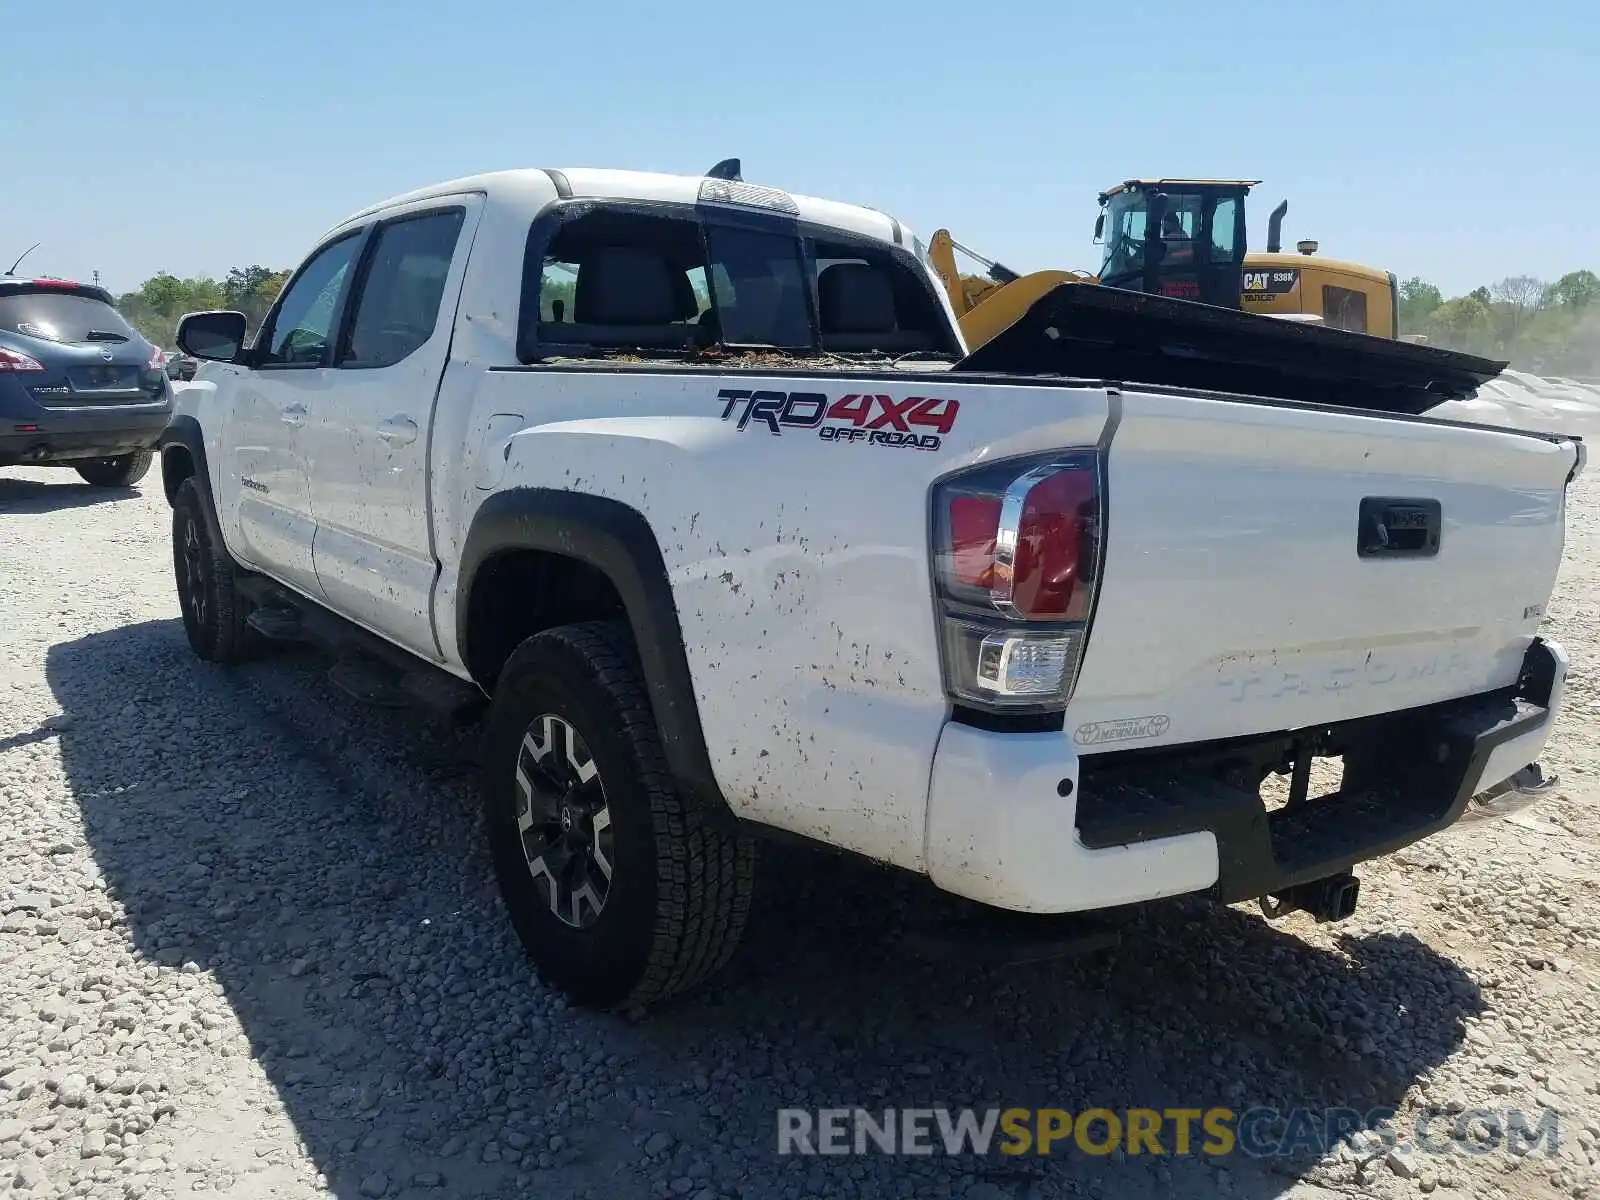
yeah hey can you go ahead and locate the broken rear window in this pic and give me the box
[521,205,956,361]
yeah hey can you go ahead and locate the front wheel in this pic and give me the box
[171,478,249,663]
[480,621,756,1010]
[75,450,154,488]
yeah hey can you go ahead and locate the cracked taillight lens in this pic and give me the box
[932,451,1102,712]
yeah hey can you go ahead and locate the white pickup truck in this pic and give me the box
[160,162,1583,1010]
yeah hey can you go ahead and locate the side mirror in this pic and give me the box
[176,310,247,362]
[1093,213,1105,243]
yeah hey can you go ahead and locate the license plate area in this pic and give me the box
[68,365,140,391]
[1357,496,1441,559]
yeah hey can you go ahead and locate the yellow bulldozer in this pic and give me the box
[930,179,1401,350]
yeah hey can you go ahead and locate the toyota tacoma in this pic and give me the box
[156,162,1582,1009]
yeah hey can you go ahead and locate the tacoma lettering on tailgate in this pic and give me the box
[1215,649,1471,703]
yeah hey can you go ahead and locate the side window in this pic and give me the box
[1323,285,1369,333]
[260,233,362,367]
[1209,197,1239,258]
[341,210,467,369]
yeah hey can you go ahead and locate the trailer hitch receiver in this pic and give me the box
[1259,872,1361,923]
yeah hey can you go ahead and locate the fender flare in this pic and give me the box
[155,416,227,549]
[458,488,728,820]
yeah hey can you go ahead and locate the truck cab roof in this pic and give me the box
[1097,178,1263,201]
[335,167,916,255]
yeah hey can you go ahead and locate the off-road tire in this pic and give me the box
[481,620,756,1010]
[171,477,250,663]
[75,450,154,488]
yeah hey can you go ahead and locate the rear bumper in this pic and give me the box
[924,637,1567,913]
[0,403,170,466]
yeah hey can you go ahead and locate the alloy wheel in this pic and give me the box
[514,713,614,928]
[182,516,208,627]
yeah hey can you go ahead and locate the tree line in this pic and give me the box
[1399,269,1600,376]
[115,266,291,350]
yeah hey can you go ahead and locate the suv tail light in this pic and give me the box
[147,346,167,372]
[0,347,44,372]
[932,450,1103,713]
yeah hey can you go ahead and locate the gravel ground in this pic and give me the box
[2,465,1598,1200]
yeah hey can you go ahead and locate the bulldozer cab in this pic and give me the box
[1095,179,1255,307]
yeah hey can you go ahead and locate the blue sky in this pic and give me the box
[3,0,1592,298]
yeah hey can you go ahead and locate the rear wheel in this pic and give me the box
[74,450,153,488]
[171,478,249,663]
[481,621,756,1010]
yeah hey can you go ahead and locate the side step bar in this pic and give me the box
[238,579,486,725]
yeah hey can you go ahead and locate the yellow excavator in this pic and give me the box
[926,231,1098,352]
[930,179,1400,350]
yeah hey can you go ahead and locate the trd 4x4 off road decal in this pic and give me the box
[715,389,959,451]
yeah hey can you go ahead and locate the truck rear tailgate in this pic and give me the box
[1066,388,1580,749]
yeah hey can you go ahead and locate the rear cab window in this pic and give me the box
[0,286,140,345]
[520,204,958,363]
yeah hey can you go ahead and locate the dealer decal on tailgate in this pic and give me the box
[716,389,959,452]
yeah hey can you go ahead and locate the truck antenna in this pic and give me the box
[705,158,742,182]
[5,242,41,276]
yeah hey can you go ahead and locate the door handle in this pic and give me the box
[376,416,419,446]
[280,403,307,428]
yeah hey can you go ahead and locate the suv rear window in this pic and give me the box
[0,289,139,345]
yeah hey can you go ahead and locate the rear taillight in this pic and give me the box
[932,451,1102,712]
[0,347,44,372]
[147,346,167,371]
